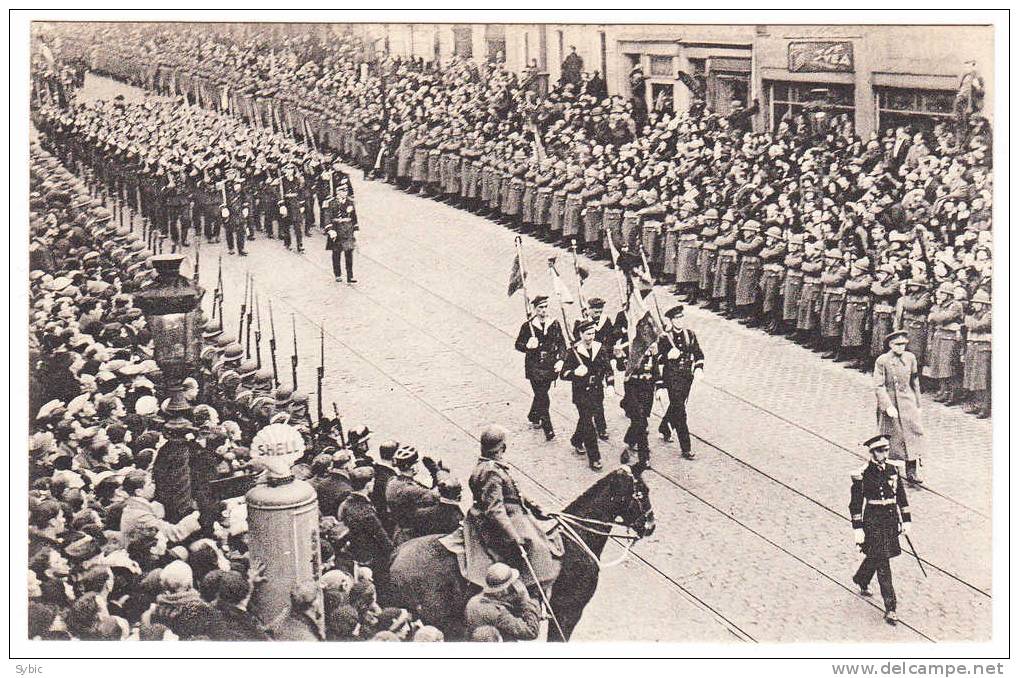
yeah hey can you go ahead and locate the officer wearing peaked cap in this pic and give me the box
[560,318,615,470]
[514,295,565,441]
[850,434,912,626]
[656,302,704,459]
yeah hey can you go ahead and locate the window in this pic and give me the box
[767,81,855,130]
[650,82,674,112]
[453,26,472,58]
[650,55,673,77]
[876,87,956,132]
[484,25,506,64]
[687,57,707,97]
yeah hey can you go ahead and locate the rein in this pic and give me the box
[550,511,642,569]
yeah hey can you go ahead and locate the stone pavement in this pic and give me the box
[76,74,994,643]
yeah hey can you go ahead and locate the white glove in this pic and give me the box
[574,364,589,378]
[900,522,911,535]
[667,348,681,360]
[853,528,865,545]
[553,360,564,372]
[886,406,899,419]
[241,207,249,218]
[526,337,539,350]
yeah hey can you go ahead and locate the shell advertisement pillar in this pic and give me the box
[245,423,324,634]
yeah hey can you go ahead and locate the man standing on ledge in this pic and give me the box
[850,434,912,626]
[656,303,704,459]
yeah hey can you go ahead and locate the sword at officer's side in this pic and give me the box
[903,532,927,578]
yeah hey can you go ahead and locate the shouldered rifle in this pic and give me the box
[254,290,263,370]
[238,272,249,343]
[317,324,325,424]
[291,313,299,391]
[268,299,280,388]
[213,255,224,322]
[332,403,347,450]
[245,276,254,359]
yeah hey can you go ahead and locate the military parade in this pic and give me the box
[21,18,999,651]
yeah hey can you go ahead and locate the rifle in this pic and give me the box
[213,255,224,322]
[268,299,280,388]
[193,236,200,285]
[254,290,263,370]
[332,402,347,450]
[245,276,254,359]
[317,324,325,424]
[238,272,249,343]
[291,313,299,392]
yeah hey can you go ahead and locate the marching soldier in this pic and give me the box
[560,319,614,471]
[850,434,912,626]
[222,169,248,257]
[324,186,358,284]
[513,295,565,441]
[572,298,618,441]
[656,304,704,460]
[620,340,659,467]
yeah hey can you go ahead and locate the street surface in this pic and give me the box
[77,74,993,643]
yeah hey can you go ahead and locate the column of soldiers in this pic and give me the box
[34,96,359,273]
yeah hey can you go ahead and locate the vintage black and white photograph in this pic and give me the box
[13,10,1008,661]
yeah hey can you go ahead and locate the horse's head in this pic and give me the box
[614,462,656,538]
[565,463,655,540]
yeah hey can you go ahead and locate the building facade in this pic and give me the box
[350,23,993,138]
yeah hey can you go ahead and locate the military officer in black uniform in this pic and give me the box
[560,319,615,470]
[620,340,660,467]
[513,295,565,441]
[656,303,704,459]
[850,434,912,625]
[221,169,248,256]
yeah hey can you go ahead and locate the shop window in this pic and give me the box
[453,26,472,58]
[876,87,956,132]
[485,24,506,64]
[767,81,855,130]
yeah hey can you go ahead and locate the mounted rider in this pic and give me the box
[466,425,556,580]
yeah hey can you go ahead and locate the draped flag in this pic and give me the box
[507,252,525,297]
[549,257,574,304]
[625,310,660,378]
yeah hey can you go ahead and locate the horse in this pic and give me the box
[382,464,656,641]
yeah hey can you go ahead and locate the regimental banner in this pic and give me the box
[788,41,854,73]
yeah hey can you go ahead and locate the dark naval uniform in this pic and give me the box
[656,327,704,457]
[560,339,614,467]
[850,458,911,616]
[514,317,566,438]
[621,349,659,465]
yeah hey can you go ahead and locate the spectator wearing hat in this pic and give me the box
[795,240,825,346]
[514,294,566,441]
[370,440,399,536]
[560,318,614,470]
[961,289,991,418]
[711,217,739,317]
[819,249,849,359]
[874,331,925,485]
[927,282,966,404]
[655,303,704,459]
[339,466,395,579]
[850,434,912,626]
[464,563,541,642]
[758,225,787,333]
[896,277,932,373]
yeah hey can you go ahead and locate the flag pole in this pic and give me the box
[515,237,536,339]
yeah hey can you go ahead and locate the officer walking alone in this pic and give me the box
[850,434,913,625]
[656,303,704,459]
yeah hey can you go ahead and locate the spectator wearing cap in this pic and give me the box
[873,331,925,485]
[850,434,912,626]
[310,449,354,519]
[841,256,875,370]
[897,272,932,373]
[869,263,902,366]
[795,239,825,345]
[961,289,991,418]
[464,563,541,642]
[734,219,766,325]
[384,445,440,544]
[338,466,394,581]
[819,249,849,360]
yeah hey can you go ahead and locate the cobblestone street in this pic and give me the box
[80,75,994,643]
